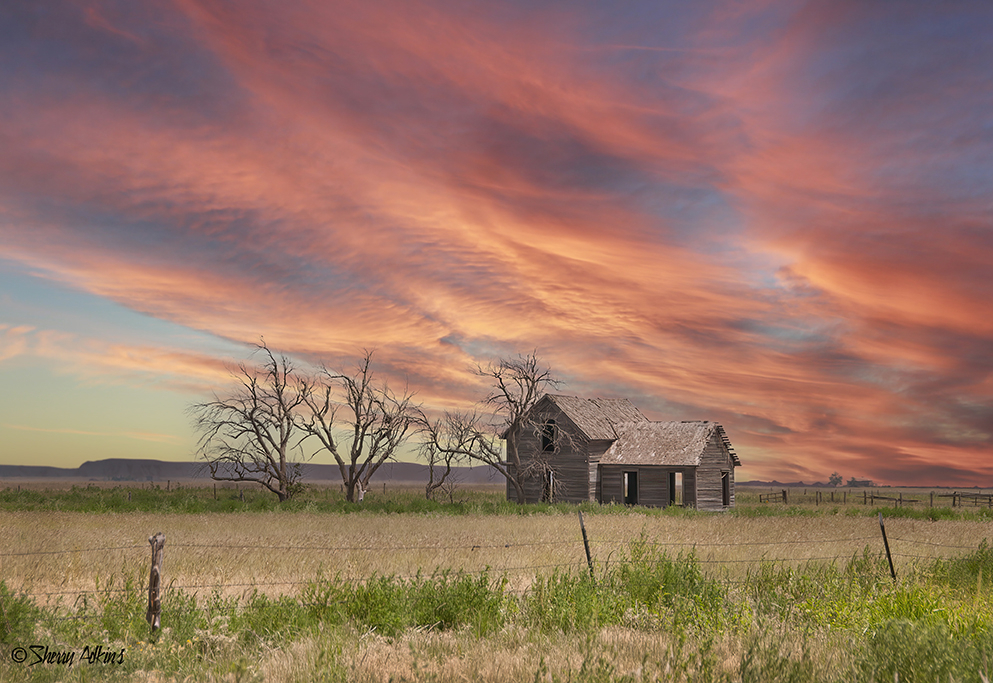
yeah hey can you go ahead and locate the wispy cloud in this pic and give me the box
[0,0,990,483]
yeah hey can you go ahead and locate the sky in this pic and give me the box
[0,0,991,486]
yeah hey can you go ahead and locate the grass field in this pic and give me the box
[1,484,992,681]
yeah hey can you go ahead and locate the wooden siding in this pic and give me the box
[505,394,738,509]
[587,440,613,501]
[511,402,592,504]
[683,469,697,508]
[696,432,735,511]
[597,465,699,508]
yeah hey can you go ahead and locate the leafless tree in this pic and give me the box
[475,351,561,503]
[188,341,311,502]
[301,351,418,503]
[417,408,497,500]
[418,352,561,504]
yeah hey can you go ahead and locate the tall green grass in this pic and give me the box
[4,484,992,522]
[4,540,992,681]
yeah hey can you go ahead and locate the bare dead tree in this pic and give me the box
[417,408,497,500]
[519,417,580,503]
[473,351,561,503]
[188,341,311,502]
[301,351,418,503]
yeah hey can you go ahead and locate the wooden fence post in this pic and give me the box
[146,532,165,631]
[878,513,896,581]
[578,511,594,580]
[782,489,788,505]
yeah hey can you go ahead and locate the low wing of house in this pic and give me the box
[599,421,739,510]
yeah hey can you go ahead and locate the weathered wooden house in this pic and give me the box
[504,394,740,510]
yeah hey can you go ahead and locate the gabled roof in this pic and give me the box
[600,421,741,467]
[542,394,648,440]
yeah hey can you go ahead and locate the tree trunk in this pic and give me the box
[506,428,526,504]
[511,477,526,504]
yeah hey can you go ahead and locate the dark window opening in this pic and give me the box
[541,419,556,452]
[623,471,638,505]
[722,471,730,507]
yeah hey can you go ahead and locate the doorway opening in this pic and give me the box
[669,471,683,506]
[623,471,638,505]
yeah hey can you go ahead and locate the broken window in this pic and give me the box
[540,419,556,452]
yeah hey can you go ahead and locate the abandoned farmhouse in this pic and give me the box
[504,394,741,510]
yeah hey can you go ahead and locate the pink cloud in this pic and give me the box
[1,0,989,483]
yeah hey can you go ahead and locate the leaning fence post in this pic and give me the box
[146,532,165,631]
[578,511,594,580]
[878,513,896,581]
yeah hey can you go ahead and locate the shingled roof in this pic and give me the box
[543,395,648,440]
[600,421,741,467]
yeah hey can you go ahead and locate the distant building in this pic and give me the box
[503,394,740,510]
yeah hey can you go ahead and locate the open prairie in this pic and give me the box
[1,509,989,601]
[2,487,992,682]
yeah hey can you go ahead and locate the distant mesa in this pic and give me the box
[0,459,502,484]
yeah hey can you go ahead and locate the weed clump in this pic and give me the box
[0,581,38,643]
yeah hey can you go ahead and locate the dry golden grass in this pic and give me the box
[154,622,846,683]
[259,625,725,683]
[1,510,989,606]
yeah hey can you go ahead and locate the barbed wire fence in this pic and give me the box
[2,513,988,630]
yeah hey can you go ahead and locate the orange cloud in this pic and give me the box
[1,0,990,483]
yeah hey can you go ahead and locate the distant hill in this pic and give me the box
[0,458,503,485]
[737,480,823,488]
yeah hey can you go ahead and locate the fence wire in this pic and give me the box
[6,529,987,603]
[3,534,896,559]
